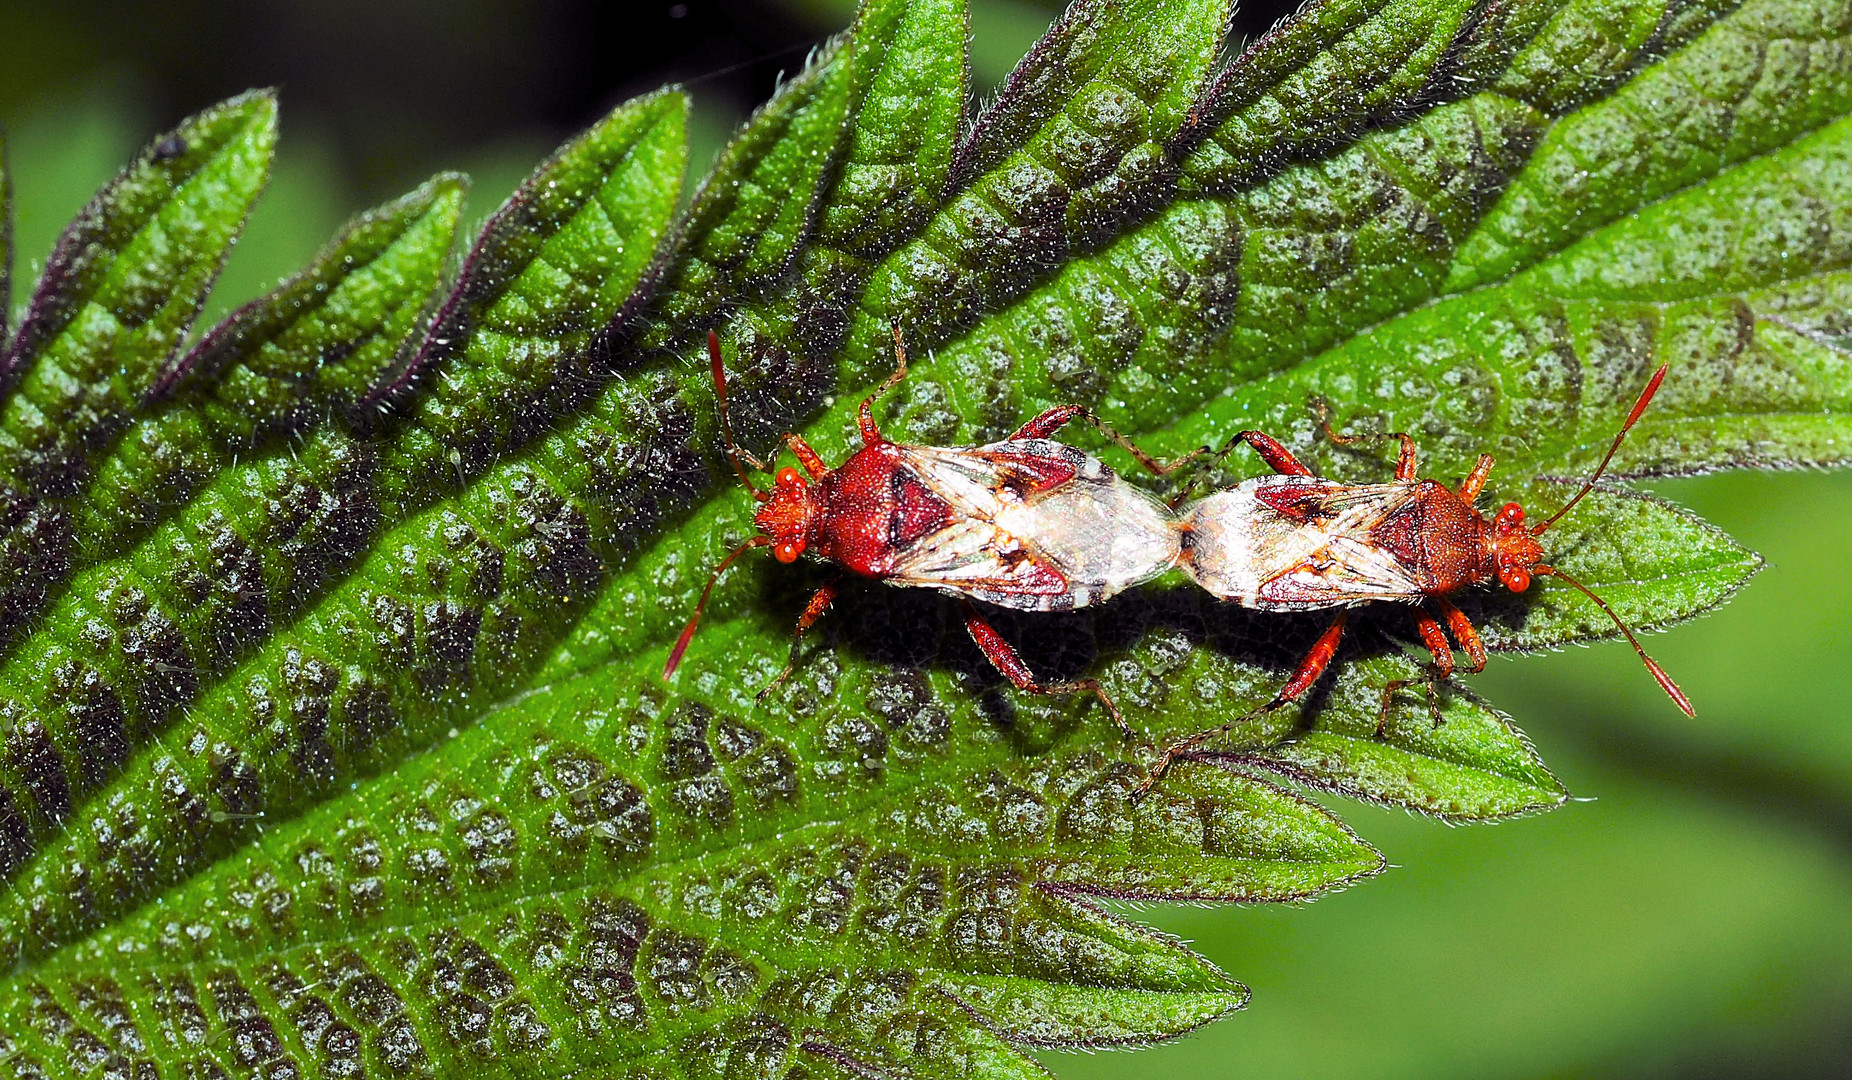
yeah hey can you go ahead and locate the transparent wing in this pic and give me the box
[883,516,1070,596]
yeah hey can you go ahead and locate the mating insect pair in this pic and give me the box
[664,329,1690,789]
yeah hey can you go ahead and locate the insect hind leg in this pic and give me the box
[1162,429,1313,510]
[961,603,1135,741]
[1137,613,1347,798]
[1010,405,1202,478]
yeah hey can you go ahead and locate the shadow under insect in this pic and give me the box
[750,562,1494,758]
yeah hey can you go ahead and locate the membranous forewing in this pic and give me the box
[886,437,1179,611]
[1180,476,1430,609]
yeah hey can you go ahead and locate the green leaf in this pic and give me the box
[0,0,1839,1073]
[1234,665,1569,821]
[0,91,276,486]
[1452,0,1852,290]
[846,0,1227,370]
[372,87,688,511]
[0,173,467,644]
[0,176,469,844]
[10,667,1370,1074]
[0,92,276,642]
[1179,0,1484,194]
[0,127,13,346]
[648,4,886,341]
[165,172,469,430]
[0,86,690,887]
[814,0,968,253]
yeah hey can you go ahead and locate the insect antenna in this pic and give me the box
[1533,563,1695,717]
[708,329,770,501]
[1534,363,1668,534]
[664,535,773,680]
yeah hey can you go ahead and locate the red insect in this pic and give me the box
[663,330,1182,735]
[1146,365,1690,788]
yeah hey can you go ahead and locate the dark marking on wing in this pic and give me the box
[1254,480,1421,528]
[978,449,1079,500]
[1254,483,1343,524]
[903,555,1071,597]
[888,470,957,549]
[1366,500,1425,571]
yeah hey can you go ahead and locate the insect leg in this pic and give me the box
[1377,606,1456,737]
[1458,454,1497,502]
[1137,613,1347,798]
[1007,406,1204,478]
[783,434,830,478]
[1438,598,1488,673]
[1225,431,1313,476]
[856,323,913,446]
[960,602,1135,740]
[1157,429,1314,509]
[1009,404,1088,440]
[757,577,844,702]
[1313,399,1419,480]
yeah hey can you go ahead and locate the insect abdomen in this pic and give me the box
[976,442,1179,612]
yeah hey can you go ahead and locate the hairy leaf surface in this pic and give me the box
[0,129,11,344]
[0,92,277,642]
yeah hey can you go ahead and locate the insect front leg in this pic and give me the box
[1137,612,1348,798]
[758,577,843,702]
[1457,454,1497,502]
[1378,606,1453,737]
[1439,598,1488,674]
[1377,599,1486,736]
[783,434,830,478]
[960,602,1134,741]
[855,323,913,446]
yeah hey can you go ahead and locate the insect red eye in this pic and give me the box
[1502,565,1531,592]
[774,540,803,563]
[1495,502,1525,531]
[777,467,801,487]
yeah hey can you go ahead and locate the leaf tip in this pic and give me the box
[215,86,281,139]
[412,170,471,220]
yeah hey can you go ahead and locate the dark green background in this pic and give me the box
[2,0,1847,1075]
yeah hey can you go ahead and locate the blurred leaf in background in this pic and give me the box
[0,0,1848,1077]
